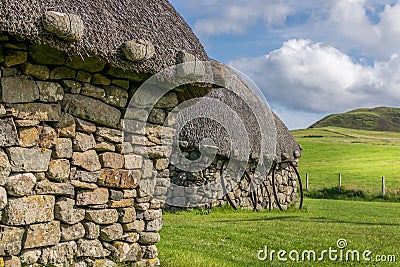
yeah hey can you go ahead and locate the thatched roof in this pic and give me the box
[0,0,208,73]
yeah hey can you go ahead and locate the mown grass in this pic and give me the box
[158,199,400,266]
[292,127,400,195]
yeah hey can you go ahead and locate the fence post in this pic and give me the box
[306,173,309,191]
[338,173,342,189]
[382,176,385,198]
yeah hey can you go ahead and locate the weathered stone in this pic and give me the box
[122,39,155,61]
[29,43,66,65]
[14,120,39,127]
[5,173,36,197]
[122,232,139,243]
[76,70,91,83]
[82,221,100,239]
[73,132,96,152]
[66,56,106,72]
[139,232,160,245]
[155,91,179,109]
[77,239,111,258]
[143,209,162,221]
[0,77,39,103]
[61,223,85,241]
[145,218,163,232]
[113,242,142,262]
[54,113,76,138]
[9,103,61,121]
[36,180,75,197]
[109,198,134,208]
[18,127,39,147]
[40,241,77,266]
[38,124,57,148]
[123,155,142,170]
[74,170,99,183]
[98,169,140,189]
[47,159,70,182]
[21,62,49,80]
[118,207,136,224]
[2,195,54,225]
[3,256,21,267]
[142,245,158,259]
[0,226,24,255]
[62,94,121,128]
[92,74,111,85]
[20,249,42,265]
[1,66,18,77]
[43,11,84,42]
[76,188,109,206]
[81,83,105,99]
[155,158,169,171]
[123,189,137,198]
[4,50,27,67]
[3,43,26,50]
[122,220,145,232]
[116,142,133,154]
[103,86,128,108]
[85,209,119,224]
[7,147,52,172]
[53,138,73,158]
[109,189,123,200]
[135,202,150,211]
[99,152,124,169]
[54,197,85,225]
[104,65,150,82]
[24,221,61,249]
[72,150,101,172]
[62,80,81,94]
[95,141,115,152]
[148,109,166,125]
[124,108,149,122]
[100,223,123,241]
[96,127,122,143]
[36,81,64,102]
[50,66,76,79]
[0,118,18,147]
[76,118,96,133]
[0,186,6,209]
[112,79,130,90]
[71,180,98,189]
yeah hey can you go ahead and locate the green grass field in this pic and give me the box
[159,199,400,266]
[292,127,400,195]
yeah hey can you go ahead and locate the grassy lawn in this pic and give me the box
[292,127,400,194]
[158,199,400,266]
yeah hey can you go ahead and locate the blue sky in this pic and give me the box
[170,0,400,129]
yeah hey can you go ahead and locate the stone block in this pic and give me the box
[0,76,39,103]
[65,56,106,72]
[72,150,101,172]
[40,241,77,266]
[122,39,155,61]
[145,218,163,232]
[82,221,100,239]
[54,198,85,225]
[96,127,123,143]
[121,232,139,243]
[24,221,61,249]
[75,118,96,133]
[71,180,98,189]
[38,124,57,148]
[122,220,145,232]
[73,132,96,152]
[46,159,70,182]
[50,66,76,79]
[3,256,21,267]
[112,79,130,90]
[4,50,27,67]
[21,62,49,80]
[98,169,140,189]
[0,226,24,256]
[61,223,85,241]
[0,149,11,186]
[103,86,128,108]
[36,81,64,102]
[76,70,91,82]
[29,43,66,65]
[100,223,123,241]
[62,79,81,94]
[155,158,169,171]
[143,210,162,221]
[53,138,73,158]
[138,232,160,245]
[112,242,142,262]
[76,188,109,206]
[9,103,61,121]
[6,147,52,172]
[99,152,124,169]
[91,74,111,85]
[62,94,121,128]
[54,113,76,138]
[76,239,111,258]
[74,170,99,183]
[85,209,119,224]
[95,141,115,152]
[108,198,134,208]
[104,65,150,82]
[124,154,142,169]
[2,195,55,225]
[20,249,42,265]
[118,207,136,224]
[81,83,105,99]
[36,180,75,197]
[0,186,6,210]
[109,189,123,200]
[18,127,39,147]
[5,173,36,197]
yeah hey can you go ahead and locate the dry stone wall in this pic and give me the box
[0,33,165,267]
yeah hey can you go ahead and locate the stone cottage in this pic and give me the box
[0,0,302,266]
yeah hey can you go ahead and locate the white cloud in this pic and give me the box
[230,39,400,114]
[193,0,292,36]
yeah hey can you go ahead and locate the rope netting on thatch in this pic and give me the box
[0,0,208,73]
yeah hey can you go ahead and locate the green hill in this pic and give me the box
[309,106,400,132]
